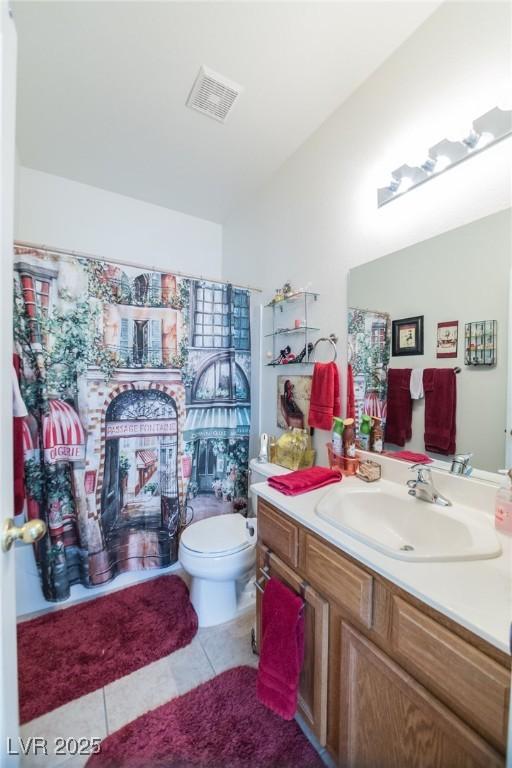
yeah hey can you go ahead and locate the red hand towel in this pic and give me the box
[257,577,305,720]
[346,363,356,421]
[390,451,433,464]
[423,368,457,455]
[385,369,412,447]
[308,362,340,431]
[268,466,342,496]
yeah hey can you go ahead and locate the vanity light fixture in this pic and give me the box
[377,106,512,207]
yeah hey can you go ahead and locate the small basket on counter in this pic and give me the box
[356,459,382,483]
[326,443,360,476]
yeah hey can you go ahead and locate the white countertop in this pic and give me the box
[253,476,512,654]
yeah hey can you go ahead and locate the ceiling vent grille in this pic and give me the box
[186,66,243,123]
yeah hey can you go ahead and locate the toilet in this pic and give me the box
[179,461,287,628]
[179,513,258,627]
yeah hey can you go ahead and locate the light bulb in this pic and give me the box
[398,176,414,192]
[434,155,451,172]
[473,131,494,149]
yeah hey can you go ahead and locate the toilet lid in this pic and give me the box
[180,514,251,556]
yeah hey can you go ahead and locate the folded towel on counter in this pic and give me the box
[308,362,341,431]
[410,368,424,400]
[257,577,305,720]
[268,466,342,496]
[385,368,413,447]
[390,450,433,464]
[423,368,457,455]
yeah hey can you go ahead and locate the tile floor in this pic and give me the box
[19,606,259,768]
[18,575,330,768]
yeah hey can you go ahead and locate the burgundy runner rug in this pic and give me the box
[86,666,323,768]
[18,575,198,724]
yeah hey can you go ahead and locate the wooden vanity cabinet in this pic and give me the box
[256,498,511,767]
[339,623,504,768]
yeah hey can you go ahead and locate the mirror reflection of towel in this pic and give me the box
[423,368,457,455]
[385,369,412,447]
[410,368,424,400]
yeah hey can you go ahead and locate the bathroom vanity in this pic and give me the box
[253,471,511,767]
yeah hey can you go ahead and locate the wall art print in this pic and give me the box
[347,308,391,438]
[13,247,251,602]
[276,375,312,430]
[436,321,458,359]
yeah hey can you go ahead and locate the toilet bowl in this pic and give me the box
[179,513,257,627]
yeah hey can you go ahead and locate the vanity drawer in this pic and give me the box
[303,533,373,628]
[390,596,510,752]
[257,500,299,568]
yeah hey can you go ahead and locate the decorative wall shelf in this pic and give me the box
[265,291,320,366]
[265,291,319,310]
[266,360,314,368]
[464,320,497,366]
[264,326,320,338]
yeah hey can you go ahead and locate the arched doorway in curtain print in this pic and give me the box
[101,388,180,571]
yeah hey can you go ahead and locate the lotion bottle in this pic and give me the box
[495,469,512,536]
[332,417,344,456]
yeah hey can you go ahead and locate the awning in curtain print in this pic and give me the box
[13,248,251,602]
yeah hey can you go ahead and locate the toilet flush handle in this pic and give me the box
[246,517,258,543]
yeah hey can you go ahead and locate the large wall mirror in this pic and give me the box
[347,209,511,474]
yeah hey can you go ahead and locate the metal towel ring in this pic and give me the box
[311,334,338,363]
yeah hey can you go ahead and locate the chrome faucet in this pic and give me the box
[450,453,473,476]
[407,464,452,507]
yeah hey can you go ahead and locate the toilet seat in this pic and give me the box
[180,513,250,558]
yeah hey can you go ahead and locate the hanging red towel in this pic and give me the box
[385,368,412,447]
[346,363,355,421]
[268,466,341,496]
[257,577,305,720]
[423,368,457,455]
[308,362,341,431]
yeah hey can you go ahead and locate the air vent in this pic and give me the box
[186,66,243,123]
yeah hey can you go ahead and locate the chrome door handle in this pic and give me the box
[2,518,46,552]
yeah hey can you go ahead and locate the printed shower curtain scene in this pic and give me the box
[13,247,251,602]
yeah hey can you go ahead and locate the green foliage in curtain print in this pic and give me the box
[84,259,188,309]
[14,280,116,399]
[348,308,390,393]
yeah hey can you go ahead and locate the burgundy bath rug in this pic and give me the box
[18,575,198,724]
[86,666,323,768]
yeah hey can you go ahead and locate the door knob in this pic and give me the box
[2,518,47,552]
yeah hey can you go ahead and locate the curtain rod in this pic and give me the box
[14,240,262,294]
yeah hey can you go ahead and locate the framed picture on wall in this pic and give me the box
[437,321,458,358]
[277,375,312,430]
[392,316,424,356]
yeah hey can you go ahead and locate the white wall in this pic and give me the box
[15,165,223,276]
[223,0,512,464]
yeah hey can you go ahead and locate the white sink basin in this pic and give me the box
[315,480,502,562]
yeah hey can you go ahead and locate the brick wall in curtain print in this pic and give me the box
[13,246,250,602]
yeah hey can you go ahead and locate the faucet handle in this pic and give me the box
[409,463,432,483]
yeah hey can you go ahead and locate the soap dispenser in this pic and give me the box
[495,469,512,536]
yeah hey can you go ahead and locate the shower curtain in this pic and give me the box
[347,307,391,438]
[13,246,251,602]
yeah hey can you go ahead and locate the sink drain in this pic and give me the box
[400,544,415,551]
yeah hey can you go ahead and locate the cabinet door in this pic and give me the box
[256,544,328,746]
[339,622,503,768]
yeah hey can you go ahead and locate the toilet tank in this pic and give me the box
[248,458,289,516]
